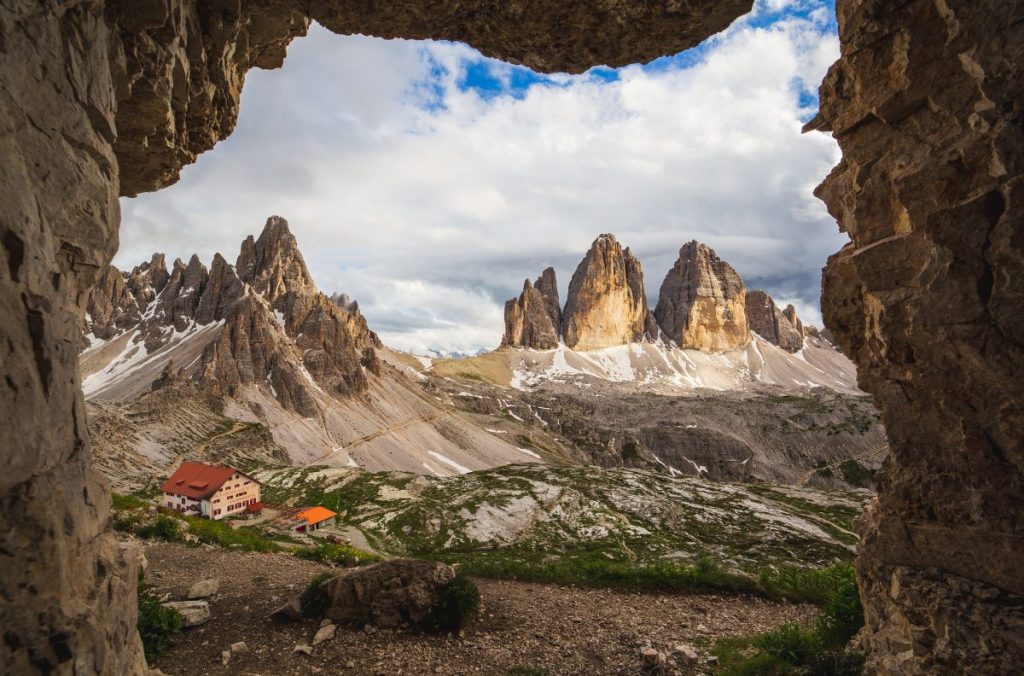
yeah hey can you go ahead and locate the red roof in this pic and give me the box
[161,461,241,500]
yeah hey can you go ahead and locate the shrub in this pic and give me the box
[299,571,335,618]
[422,573,480,632]
[136,575,182,663]
[136,515,183,542]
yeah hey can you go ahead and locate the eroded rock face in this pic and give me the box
[562,235,655,351]
[745,290,804,353]
[502,269,561,350]
[654,241,750,351]
[811,0,1024,672]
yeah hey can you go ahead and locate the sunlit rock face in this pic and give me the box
[502,270,561,350]
[654,241,751,352]
[811,0,1024,672]
[562,235,657,351]
[745,290,803,353]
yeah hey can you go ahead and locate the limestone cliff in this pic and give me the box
[502,268,561,349]
[744,290,804,353]
[654,241,750,351]
[561,235,655,351]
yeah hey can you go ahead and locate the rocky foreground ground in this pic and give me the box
[144,542,817,675]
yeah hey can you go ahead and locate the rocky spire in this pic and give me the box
[744,290,803,353]
[561,234,655,351]
[502,275,561,349]
[534,267,562,335]
[653,241,750,351]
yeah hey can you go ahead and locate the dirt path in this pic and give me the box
[795,444,889,487]
[144,542,817,675]
[305,411,448,465]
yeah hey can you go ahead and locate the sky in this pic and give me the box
[117,0,843,356]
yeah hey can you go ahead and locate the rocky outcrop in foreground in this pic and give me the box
[745,290,804,353]
[502,268,561,349]
[654,241,750,351]
[808,1,1024,672]
[561,235,656,351]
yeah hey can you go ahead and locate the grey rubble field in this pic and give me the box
[256,463,868,575]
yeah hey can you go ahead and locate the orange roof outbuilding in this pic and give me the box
[161,461,248,500]
[297,506,337,526]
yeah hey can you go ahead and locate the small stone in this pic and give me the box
[319,618,333,628]
[231,641,249,654]
[313,623,336,645]
[270,599,302,622]
[345,661,356,669]
[640,646,666,667]
[188,578,220,599]
[220,650,231,665]
[163,600,210,627]
[671,643,699,665]
[293,644,313,656]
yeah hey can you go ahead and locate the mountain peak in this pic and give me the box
[653,240,750,351]
[562,234,654,351]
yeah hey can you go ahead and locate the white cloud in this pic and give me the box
[117,5,842,355]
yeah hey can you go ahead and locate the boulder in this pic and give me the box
[306,559,456,628]
[163,600,211,627]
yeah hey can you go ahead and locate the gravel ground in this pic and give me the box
[145,542,817,675]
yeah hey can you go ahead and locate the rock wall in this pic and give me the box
[654,241,750,351]
[811,0,1024,672]
[0,1,147,672]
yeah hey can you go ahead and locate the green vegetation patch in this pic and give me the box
[713,564,865,675]
[137,573,182,663]
[421,573,481,633]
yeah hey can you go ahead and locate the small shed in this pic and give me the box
[295,506,337,532]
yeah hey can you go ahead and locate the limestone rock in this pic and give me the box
[654,241,750,352]
[562,234,655,351]
[502,270,561,350]
[163,600,211,627]
[302,559,456,628]
[744,290,803,353]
